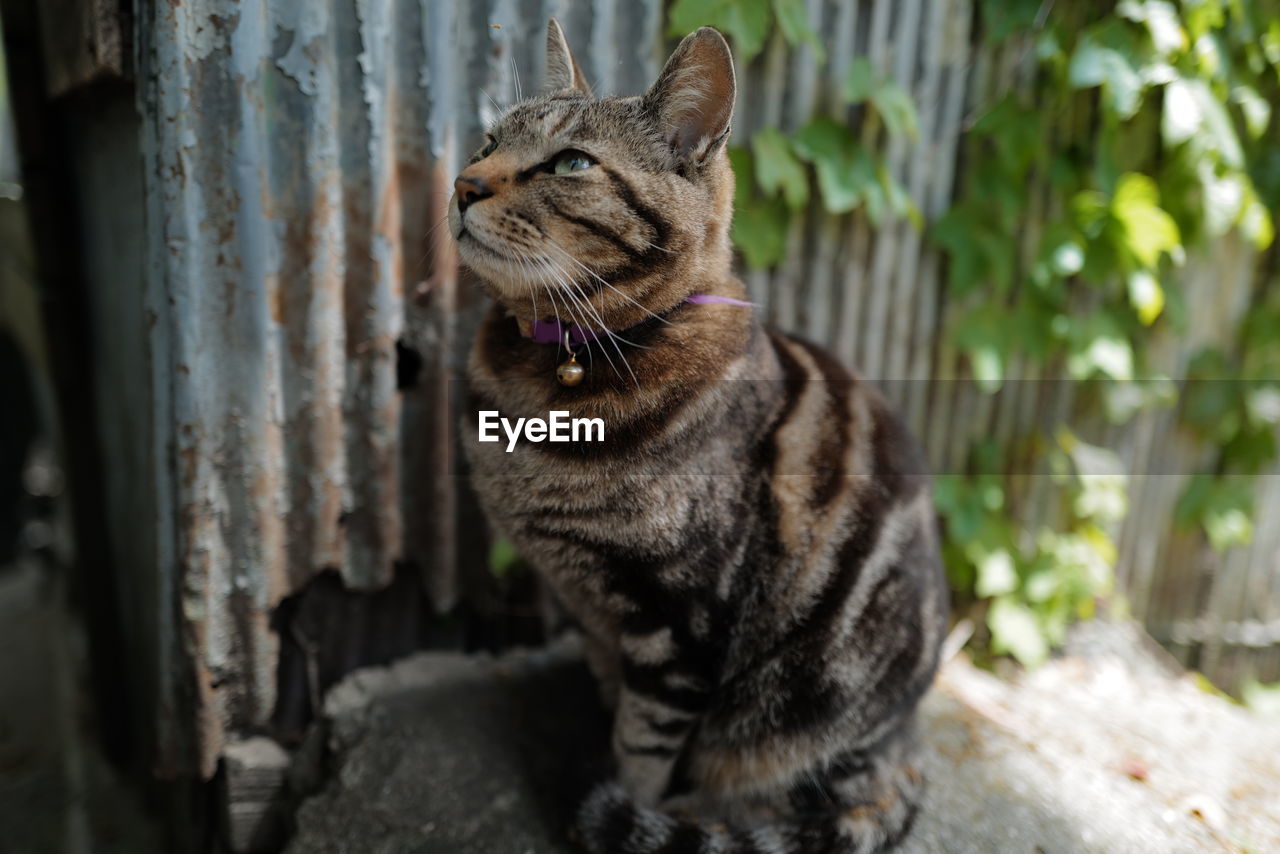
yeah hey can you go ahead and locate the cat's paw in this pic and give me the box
[617,756,670,807]
[655,791,705,821]
[574,782,631,853]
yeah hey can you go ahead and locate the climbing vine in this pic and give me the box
[670,0,1280,668]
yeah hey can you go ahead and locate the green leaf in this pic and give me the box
[730,145,790,269]
[1232,85,1271,140]
[792,118,879,214]
[841,59,919,140]
[1242,679,1280,717]
[1240,192,1275,250]
[489,538,520,578]
[1070,189,1111,236]
[1182,0,1224,41]
[1126,270,1165,325]
[1175,476,1256,551]
[970,346,1004,392]
[1267,18,1280,65]
[771,0,826,62]
[931,209,985,294]
[988,597,1050,667]
[733,195,789,269]
[972,96,1043,174]
[1182,349,1240,438]
[668,0,772,63]
[842,57,876,104]
[1066,312,1135,382]
[1064,435,1129,523]
[1247,387,1280,427]
[975,548,1018,597]
[1198,162,1245,237]
[882,169,922,229]
[1204,506,1253,550]
[1069,334,1134,382]
[1068,29,1145,119]
[1223,426,1278,475]
[1051,241,1085,276]
[751,127,809,210]
[872,83,920,141]
[1111,172,1181,268]
[979,0,1044,43]
[1162,77,1243,169]
[954,305,1016,391]
[1117,0,1187,56]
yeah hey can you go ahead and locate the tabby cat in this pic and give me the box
[451,19,949,854]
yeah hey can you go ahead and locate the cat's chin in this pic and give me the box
[454,241,551,304]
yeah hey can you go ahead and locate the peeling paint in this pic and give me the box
[181,0,244,63]
[270,2,329,95]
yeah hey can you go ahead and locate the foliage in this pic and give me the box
[488,537,522,579]
[1241,678,1280,716]
[669,0,1280,669]
[934,433,1123,667]
[668,0,825,64]
[673,3,923,269]
[929,0,1280,666]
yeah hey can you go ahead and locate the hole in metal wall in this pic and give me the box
[395,338,422,390]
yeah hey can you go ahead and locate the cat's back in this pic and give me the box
[754,325,934,515]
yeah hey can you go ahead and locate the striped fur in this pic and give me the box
[451,21,948,854]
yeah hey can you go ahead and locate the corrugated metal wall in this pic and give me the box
[121,0,1277,777]
[132,0,667,780]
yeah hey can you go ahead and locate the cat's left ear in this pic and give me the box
[543,18,593,96]
[644,27,736,164]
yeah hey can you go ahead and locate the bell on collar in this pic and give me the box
[557,330,585,386]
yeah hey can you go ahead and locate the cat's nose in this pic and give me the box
[454,174,493,215]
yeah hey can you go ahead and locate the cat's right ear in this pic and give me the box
[644,27,736,165]
[543,18,593,97]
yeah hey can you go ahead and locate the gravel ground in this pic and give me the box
[287,627,1280,854]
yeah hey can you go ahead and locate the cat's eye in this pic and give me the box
[471,135,497,163]
[552,150,595,175]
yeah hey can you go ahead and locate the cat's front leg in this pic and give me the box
[582,632,621,710]
[611,628,714,807]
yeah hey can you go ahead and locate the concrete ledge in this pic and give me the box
[287,630,1279,853]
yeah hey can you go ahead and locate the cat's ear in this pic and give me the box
[644,27,736,163]
[543,18,593,97]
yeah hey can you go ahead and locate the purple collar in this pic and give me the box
[529,293,754,345]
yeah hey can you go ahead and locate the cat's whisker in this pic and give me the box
[522,253,570,357]
[541,240,672,330]
[479,88,503,114]
[557,266,640,388]
[528,262,540,323]
[532,258,574,360]
[414,213,456,273]
[637,238,675,254]
[562,279,634,386]
[544,258,626,382]
[539,248,655,356]
[511,251,540,326]
[510,55,522,102]
[552,260,642,388]
[425,213,451,240]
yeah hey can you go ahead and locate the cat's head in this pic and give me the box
[449,19,737,329]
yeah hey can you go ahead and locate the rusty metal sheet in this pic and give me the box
[135,0,666,779]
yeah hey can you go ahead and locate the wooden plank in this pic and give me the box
[220,737,291,853]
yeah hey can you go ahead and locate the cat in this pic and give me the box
[450,18,949,854]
